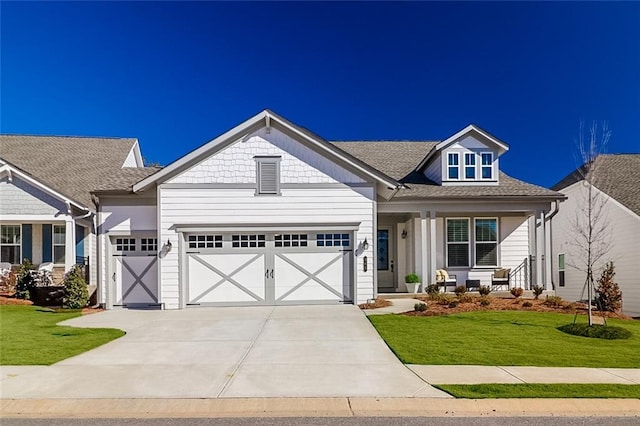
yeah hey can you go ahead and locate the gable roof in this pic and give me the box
[0,134,149,208]
[553,154,640,216]
[133,110,400,192]
[335,140,563,200]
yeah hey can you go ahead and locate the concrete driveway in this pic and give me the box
[0,305,449,399]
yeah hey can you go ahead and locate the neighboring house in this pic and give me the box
[552,154,640,317]
[2,110,564,309]
[0,135,157,285]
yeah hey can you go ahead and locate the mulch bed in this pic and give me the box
[359,298,394,310]
[403,295,632,320]
[0,294,103,314]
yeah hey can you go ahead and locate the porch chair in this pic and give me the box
[435,269,457,292]
[491,268,511,291]
[0,262,12,280]
[38,262,54,273]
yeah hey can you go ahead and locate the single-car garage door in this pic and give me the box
[111,236,159,307]
[185,232,353,306]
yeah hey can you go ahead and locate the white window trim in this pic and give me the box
[255,156,281,196]
[447,152,460,181]
[480,152,494,180]
[52,224,66,266]
[558,253,566,287]
[463,152,476,180]
[0,224,22,265]
[474,217,499,268]
[445,217,470,268]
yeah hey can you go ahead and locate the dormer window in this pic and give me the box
[464,153,476,179]
[481,152,493,179]
[447,153,459,180]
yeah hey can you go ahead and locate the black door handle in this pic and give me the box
[270,269,274,279]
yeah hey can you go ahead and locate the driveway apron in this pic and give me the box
[0,305,449,398]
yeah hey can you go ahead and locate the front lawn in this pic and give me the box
[435,384,640,399]
[0,305,125,365]
[368,311,640,367]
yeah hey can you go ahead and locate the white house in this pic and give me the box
[1,110,564,309]
[552,154,640,317]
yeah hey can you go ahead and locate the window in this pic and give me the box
[481,152,493,179]
[447,153,459,180]
[275,234,308,247]
[141,238,158,252]
[475,218,497,266]
[255,156,280,195]
[446,219,469,267]
[53,225,66,264]
[188,235,222,249]
[232,234,266,248]
[464,153,476,179]
[558,253,565,287]
[316,233,350,247]
[115,238,136,252]
[0,225,21,264]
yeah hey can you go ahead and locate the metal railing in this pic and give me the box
[75,256,90,284]
[510,257,530,289]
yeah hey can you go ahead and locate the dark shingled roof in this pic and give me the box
[553,154,640,216]
[0,135,157,208]
[332,141,563,199]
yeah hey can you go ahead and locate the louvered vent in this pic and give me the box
[256,158,280,194]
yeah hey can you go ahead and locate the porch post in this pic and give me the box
[64,219,75,273]
[420,211,428,290]
[535,210,545,288]
[545,216,552,290]
[429,210,437,290]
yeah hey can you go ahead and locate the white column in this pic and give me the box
[420,211,428,290]
[396,222,406,292]
[429,210,437,288]
[413,217,422,281]
[64,219,75,273]
[535,210,545,288]
[545,217,552,290]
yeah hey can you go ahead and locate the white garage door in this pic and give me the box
[111,237,159,307]
[185,232,353,306]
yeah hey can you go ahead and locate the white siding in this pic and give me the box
[0,176,66,215]
[159,186,374,308]
[424,154,442,184]
[168,127,365,185]
[500,216,530,270]
[553,183,640,317]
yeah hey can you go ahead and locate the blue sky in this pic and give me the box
[2,1,638,187]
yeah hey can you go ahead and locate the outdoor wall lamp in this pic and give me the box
[363,238,369,250]
[163,239,172,252]
[401,229,407,239]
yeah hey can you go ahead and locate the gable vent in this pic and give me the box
[256,157,281,195]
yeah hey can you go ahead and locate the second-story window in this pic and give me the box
[464,153,476,179]
[481,152,493,179]
[447,153,459,180]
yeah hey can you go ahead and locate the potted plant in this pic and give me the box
[404,273,421,293]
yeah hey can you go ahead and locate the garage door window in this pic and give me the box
[275,234,308,247]
[188,235,222,249]
[232,234,266,248]
[316,233,350,247]
[140,238,158,252]
[116,238,136,252]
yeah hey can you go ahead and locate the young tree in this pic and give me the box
[566,121,612,326]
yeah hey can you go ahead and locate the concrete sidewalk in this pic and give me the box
[2,397,640,418]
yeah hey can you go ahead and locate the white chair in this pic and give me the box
[38,262,54,273]
[0,262,12,279]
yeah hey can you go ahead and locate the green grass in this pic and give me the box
[368,311,640,367]
[435,384,640,399]
[0,305,125,365]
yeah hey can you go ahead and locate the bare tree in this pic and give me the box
[566,121,612,326]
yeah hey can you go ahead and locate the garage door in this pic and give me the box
[185,232,353,306]
[111,237,159,307]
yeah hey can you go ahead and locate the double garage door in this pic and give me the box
[185,231,354,306]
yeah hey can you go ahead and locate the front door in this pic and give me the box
[377,227,395,292]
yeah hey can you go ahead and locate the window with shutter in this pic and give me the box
[255,157,281,195]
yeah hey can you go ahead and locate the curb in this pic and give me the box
[2,398,640,418]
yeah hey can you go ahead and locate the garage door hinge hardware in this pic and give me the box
[339,249,353,252]
[186,303,201,306]
[187,251,200,254]
[113,254,125,257]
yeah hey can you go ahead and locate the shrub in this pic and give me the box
[510,287,524,298]
[432,293,455,305]
[596,262,623,312]
[405,273,420,284]
[458,294,474,304]
[448,300,459,308]
[557,323,631,340]
[414,302,427,312]
[478,285,491,296]
[63,265,89,309]
[532,285,544,299]
[522,301,533,308]
[425,284,440,295]
[544,295,564,308]
[479,297,491,307]
[0,270,17,294]
[15,259,36,299]
[454,285,467,297]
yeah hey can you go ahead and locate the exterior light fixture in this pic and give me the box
[363,238,369,250]
[401,229,407,239]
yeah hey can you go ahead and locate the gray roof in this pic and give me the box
[553,154,640,216]
[332,141,563,199]
[0,135,157,208]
